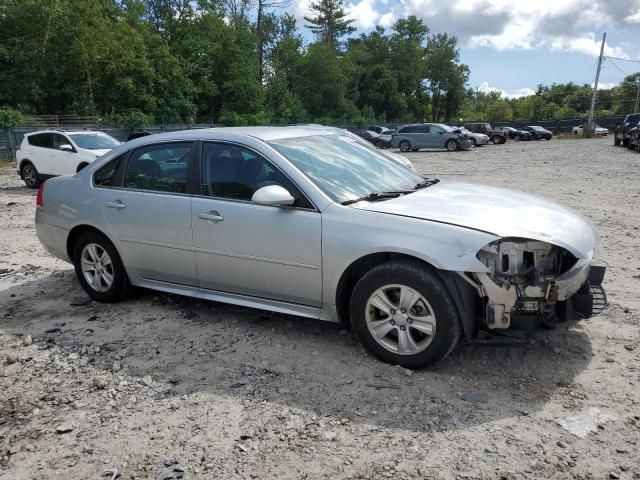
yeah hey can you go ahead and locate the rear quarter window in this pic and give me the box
[27,133,52,148]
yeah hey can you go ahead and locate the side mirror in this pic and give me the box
[59,144,74,152]
[251,185,295,207]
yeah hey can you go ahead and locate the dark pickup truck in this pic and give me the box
[463,123,507,144]
[614,114,640,147]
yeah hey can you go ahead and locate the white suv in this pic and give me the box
[17,130,120,188]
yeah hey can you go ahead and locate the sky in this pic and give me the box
[292,0,640,98]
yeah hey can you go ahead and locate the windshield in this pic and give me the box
[460,128,472,134]
[70,133,120,150]
[438,124,454,132]
[269,134,424,203]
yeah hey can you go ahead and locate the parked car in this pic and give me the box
[463,123,507,144]
[16,129,121,188]
[368,125,394,135]
[572,124,609,136]
[351,128,392,149]
[458,127,489,146]
[391,123,473,152]
[340,128,415,171]
[36,126,606,368]
[521,126,553,140]
[627,121,640,151]
[494,126,532,141]
[614,114,640,146]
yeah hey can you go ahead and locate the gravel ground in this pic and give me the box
[1,138,639,480]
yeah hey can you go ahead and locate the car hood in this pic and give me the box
[81,148,112,158]
[354,180,598,258]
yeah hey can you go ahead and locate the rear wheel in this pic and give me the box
[471,138,477,147]
[514,134,521,141]
[349,260,461,368]
[21,162,40,189]
[445,139,458,152]
[399,140,411,152]
[491,135,502,144]
[73,232,131,302]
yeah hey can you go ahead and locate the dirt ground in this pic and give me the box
[1,137,639,480]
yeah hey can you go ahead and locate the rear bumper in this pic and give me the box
[35,210,71,263]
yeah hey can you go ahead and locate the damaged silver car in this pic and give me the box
[35,126,606,368]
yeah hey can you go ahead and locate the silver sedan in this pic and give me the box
[35,126,606,368]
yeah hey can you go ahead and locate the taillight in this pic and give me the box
[36,182,45,208]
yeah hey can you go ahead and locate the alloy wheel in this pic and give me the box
[80,243,114,292]
[23,165,37,187]
[364,284,437,355]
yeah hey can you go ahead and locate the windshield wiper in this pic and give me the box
[341,191,410,206]
[414,178,440,189]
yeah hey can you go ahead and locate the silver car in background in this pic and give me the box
[459,127,490,147]
[391,123,473,152]
[35,126,606,368]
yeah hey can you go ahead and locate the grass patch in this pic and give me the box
[0,159,15,168]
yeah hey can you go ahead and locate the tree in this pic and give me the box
[304,0,355,49]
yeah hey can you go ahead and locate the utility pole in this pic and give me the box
[634,79,640,114]
[587,32,606,135]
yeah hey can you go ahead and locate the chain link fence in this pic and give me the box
[0,114,628,163]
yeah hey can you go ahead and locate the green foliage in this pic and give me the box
[107,110,153,129]
[304,0,355,49]
[0,106,23,127]
[0,0,498,125]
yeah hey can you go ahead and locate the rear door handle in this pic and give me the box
[105,200,126,209]
[199,211,224,222]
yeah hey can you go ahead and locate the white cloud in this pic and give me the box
[346,0,381,30]
[477,82,536,99]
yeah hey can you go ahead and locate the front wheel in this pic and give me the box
[73,232,131,302]
[21,162,40,189]
[349,260,461,368]
[514,135,521,141]
[491,135,502,144]
[399,140,411,152]
[445,139,458,152]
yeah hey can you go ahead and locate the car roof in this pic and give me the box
[25,129,105,136]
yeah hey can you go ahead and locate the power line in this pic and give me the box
[606,57,630,77]
[605,55,640,64]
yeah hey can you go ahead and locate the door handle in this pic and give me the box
[199,211,224,222]
[105,200,126,209]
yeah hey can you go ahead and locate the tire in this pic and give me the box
[445,139,458,152]
[491,135,502,144]
[471,138,477,147]
[349,259,461,368]
[399,140,411,153]
[614,136,621,146]
[21,162,40,189]
[76,162,89,173]
[514,135,521,141]
[623,138,629,148]
[72,231,131,302]
[545,135,551,140]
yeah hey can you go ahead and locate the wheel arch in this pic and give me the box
[18,158,34,177]
[66,224,117,261]
[334,252,478,339]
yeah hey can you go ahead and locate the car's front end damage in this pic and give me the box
[466,238,606,331]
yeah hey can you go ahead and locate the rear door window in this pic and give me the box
[414,125,430,133]
[94,154,127,188]
[27,133,52,148]
[124,142,194,194]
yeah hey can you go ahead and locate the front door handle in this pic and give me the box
[105,200,126,209]
[199,211,224,222]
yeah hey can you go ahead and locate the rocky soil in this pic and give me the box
[1,137,639,479]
